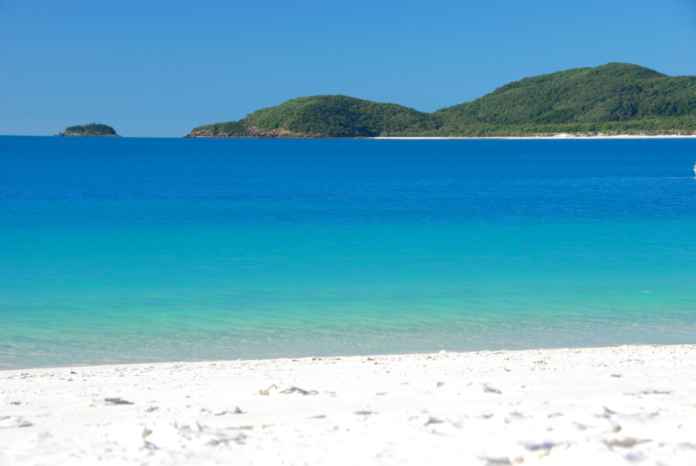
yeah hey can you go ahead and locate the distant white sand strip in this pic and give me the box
[373,134,696,140]
[2,345,696,465]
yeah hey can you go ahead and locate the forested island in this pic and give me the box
[60,123,118,137]
[188,63,696,138]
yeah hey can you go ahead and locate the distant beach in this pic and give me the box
[373,134,696,140]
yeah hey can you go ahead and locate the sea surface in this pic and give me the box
[1,136,696,369]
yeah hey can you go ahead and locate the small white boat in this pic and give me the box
[693,163,696,177]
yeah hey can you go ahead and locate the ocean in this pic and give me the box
[1,136,695,368]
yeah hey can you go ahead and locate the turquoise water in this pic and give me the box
[1,136,696,368]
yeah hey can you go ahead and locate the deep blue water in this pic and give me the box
[1,136,696,368]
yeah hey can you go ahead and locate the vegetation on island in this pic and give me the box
[60,123,118,137]
[434,63,696,136]
[189,96,438,138]
[188,63,696,138]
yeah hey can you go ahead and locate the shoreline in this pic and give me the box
[3,133,696,140]
[0,342,693,373]
[3,344,696,465]
[373,134,696,140]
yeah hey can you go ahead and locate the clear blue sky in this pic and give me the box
[2,0,695,136]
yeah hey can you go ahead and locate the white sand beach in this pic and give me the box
[374,134,696,140]
[2,345,696,466]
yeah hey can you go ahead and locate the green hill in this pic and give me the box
[60,123,118,137]
[189,95,438,138]
[188,63,696,138]
[436,63,696,135]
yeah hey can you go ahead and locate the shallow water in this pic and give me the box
[1,136,695,368]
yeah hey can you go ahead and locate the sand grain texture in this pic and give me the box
[1,345,696,465]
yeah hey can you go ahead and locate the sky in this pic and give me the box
[1,0,695,137]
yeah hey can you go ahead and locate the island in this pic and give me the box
[59,123,118,137]
[187,63,696,138]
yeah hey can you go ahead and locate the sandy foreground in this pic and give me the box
[1,345,696,466]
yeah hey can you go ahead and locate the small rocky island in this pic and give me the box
[60,123,118,137]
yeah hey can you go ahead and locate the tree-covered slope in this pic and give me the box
[189,95,439,138]
[435,63,696,135]
[188,63,696,137]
